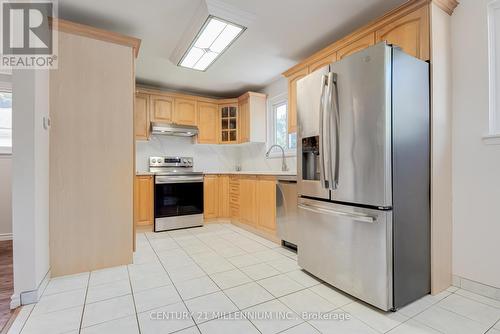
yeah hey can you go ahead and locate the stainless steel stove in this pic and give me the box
[150,156,204,232]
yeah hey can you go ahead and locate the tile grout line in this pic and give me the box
[397,290,456,322]
[165,225,267,332]
[185,226,266,334]
[126,264,142,334]
[434,303,499,330]
[453,288,500,310]
[182,224,315,333]
[77,272,91,333]
[13,304,36,334]
[144,231,202,334]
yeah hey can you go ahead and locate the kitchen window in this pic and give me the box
[267,94,296,157]
[0,90,12,154]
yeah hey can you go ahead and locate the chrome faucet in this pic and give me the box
[266,144,288,171]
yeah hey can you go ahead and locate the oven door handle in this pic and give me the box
[155,176,204,184]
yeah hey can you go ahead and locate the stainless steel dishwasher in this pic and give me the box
[276,176,298,247]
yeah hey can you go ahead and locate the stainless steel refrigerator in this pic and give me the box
[296,42,430,311]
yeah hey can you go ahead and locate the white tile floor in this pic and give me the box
[8,223,500,334]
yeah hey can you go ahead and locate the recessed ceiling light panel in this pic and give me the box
[178,16,245,71]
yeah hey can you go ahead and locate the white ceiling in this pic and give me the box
[58,0,406,97]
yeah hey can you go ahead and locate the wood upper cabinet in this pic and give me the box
[238,92,266,143]
[309,52,337,73]
[375,6,429,61]
[287,67,309,134]
[174,98,197,126]
[134,93,150,140]
[239,176,257,227]
[204,175,218,219]
[256,176,277,234]
[151,95,173,123]
[219,104,239,144]
[134,175,153,226]
[238,97,250,143]
[218,175,230,218]
[337,33,375,60]
[283,3,432,135]
[197,102,219,144]
[135,89,263,144]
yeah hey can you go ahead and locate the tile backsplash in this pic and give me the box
[136,135,297,173]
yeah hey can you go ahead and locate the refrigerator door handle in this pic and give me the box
[330,73,340,190]
[298,203,376,223]
[319,74,330,189]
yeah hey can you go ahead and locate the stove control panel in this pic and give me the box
[149,156,193,168]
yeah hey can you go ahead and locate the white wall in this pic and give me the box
[451,0,500,289]
[11,69,50,307]
[0,155,12,238]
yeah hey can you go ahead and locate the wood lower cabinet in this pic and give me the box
[174,98,197,126]
[134,175,154,226]
[134,93,150,140]
[218,175,230,218]
[203,174,278,240]
[197,102,219,144]
[204,175,219,219]
[239,176,257,227]
[256,176,277,235]
[229,176,240,219]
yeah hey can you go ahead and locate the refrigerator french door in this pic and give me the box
[296,42,430,311]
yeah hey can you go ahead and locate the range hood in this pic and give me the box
[151,122,199,137]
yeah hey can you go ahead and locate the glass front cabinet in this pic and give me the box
[219,104,238,144]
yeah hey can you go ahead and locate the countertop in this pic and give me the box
[136,171,297,177]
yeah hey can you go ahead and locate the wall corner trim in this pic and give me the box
[432,0,459,15]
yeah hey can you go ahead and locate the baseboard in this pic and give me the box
[12,269,51,308]
[9,294,20,309]
[0,233,12,241]
[204,218,231,224]
[452,274,500,301]
[230,220,280,244]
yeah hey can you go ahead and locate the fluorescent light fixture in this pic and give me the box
[179,16,245,71]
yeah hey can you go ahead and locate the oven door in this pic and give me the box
[154,175,204,232]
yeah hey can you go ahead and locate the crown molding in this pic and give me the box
[432,0,459,15]
[49,18,141,58]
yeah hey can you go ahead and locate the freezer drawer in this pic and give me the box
[297,197,393,310]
